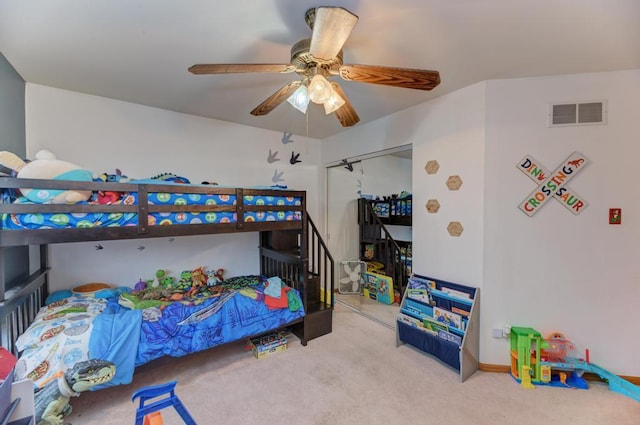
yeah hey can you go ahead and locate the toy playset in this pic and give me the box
[248,332,288,359]
[509,326,640,402]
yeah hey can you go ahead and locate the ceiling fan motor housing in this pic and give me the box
[290,38,343,74]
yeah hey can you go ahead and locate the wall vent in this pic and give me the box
[549,101,606,127]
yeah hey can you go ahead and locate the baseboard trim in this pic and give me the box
[478,363,640,385]
[479,363,510,373]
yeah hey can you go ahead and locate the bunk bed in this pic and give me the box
[369,194,412,226]
[0,176,334,391]
[358,194,412,297]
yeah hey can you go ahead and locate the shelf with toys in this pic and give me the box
[396,274,479,382]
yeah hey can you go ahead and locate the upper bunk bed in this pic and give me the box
[366,194,412,226]
[0,176,306,247]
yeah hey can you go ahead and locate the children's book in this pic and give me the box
[451,306,470,317]
[441,287,471,300]
[433,306,462,330]
[406,288,434,305]
[422,315,448,333]
[397,313,437,335]
[438,329,462,345]
[408,275,436,290]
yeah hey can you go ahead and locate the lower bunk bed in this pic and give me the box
[15,274,305,391]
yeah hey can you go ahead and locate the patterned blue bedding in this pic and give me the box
[14,280,305,389]
[1,189,302,230]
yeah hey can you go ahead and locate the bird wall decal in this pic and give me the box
[272,169,285,183]
[290,151,301,164]
[282,132,294,144]
[267,149,280,163]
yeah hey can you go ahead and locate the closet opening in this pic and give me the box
[326,145,412,328]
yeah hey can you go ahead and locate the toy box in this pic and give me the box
[249,332,288,359]
[0,348,34,425]
[363,272,394,304]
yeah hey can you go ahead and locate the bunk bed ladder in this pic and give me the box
[358,199,410,297]
[302,214,334,341]
[259,212,334,345]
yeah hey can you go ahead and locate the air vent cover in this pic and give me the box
[550,101,606,126]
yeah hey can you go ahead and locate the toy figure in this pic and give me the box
[95,169,129,204]
[134,279,148,291]
[155,269,176,288]
[207,268,225,286]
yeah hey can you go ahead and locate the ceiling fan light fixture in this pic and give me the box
[308,74,332,104]
[287,84,310,114]
[323,88,345,114]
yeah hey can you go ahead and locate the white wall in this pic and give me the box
[483,69,640,375]
[25,84,322,290]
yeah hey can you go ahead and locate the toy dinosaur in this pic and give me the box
[118,288,172,310]
[35,359,115,425]
[149,172,190,184]
[154,269,176,288]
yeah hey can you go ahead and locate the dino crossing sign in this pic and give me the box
[517,152,589,217]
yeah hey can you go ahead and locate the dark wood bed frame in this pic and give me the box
[0,177,334,355]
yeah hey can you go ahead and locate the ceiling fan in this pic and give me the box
[188,6,440,127]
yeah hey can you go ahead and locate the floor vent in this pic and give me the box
[550,101,606,126]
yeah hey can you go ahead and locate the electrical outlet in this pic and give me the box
[491,328,503,338]
[502,325,511,338]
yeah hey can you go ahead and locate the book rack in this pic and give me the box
[396,274,480,382]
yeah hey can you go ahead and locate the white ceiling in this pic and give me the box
[1,0,639,140]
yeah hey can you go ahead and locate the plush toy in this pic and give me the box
[155,269,176,289]
[96,191,121,204]
[134,279,148,291]
[0,150,93,203]
[95,169,129,183]
[94,169,129,204]
[207,268,225,286]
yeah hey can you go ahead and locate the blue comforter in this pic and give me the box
[15,282,305,390]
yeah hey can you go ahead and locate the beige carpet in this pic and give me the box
[335,293,400,327]
[66,303,640,425]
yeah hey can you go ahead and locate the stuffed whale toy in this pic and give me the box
[0,150,93,203]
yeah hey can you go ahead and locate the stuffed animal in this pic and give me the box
[94,169,129,204]
[155,269,176,289]
[207,268,225,286]
[95,169,128,183]
[0,150,93,203]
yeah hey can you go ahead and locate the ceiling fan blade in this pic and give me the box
[330,82,360,127]
[188,64,296,75]
[308,7,358,62]
[250,81,302,116]
[338,64,440,91]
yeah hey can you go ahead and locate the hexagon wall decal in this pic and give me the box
[446,175,463,190]
[426,199,440,213]
[447,221,464,237]
[425,160,440,175]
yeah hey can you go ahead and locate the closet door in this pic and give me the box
[327,165,362,312]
